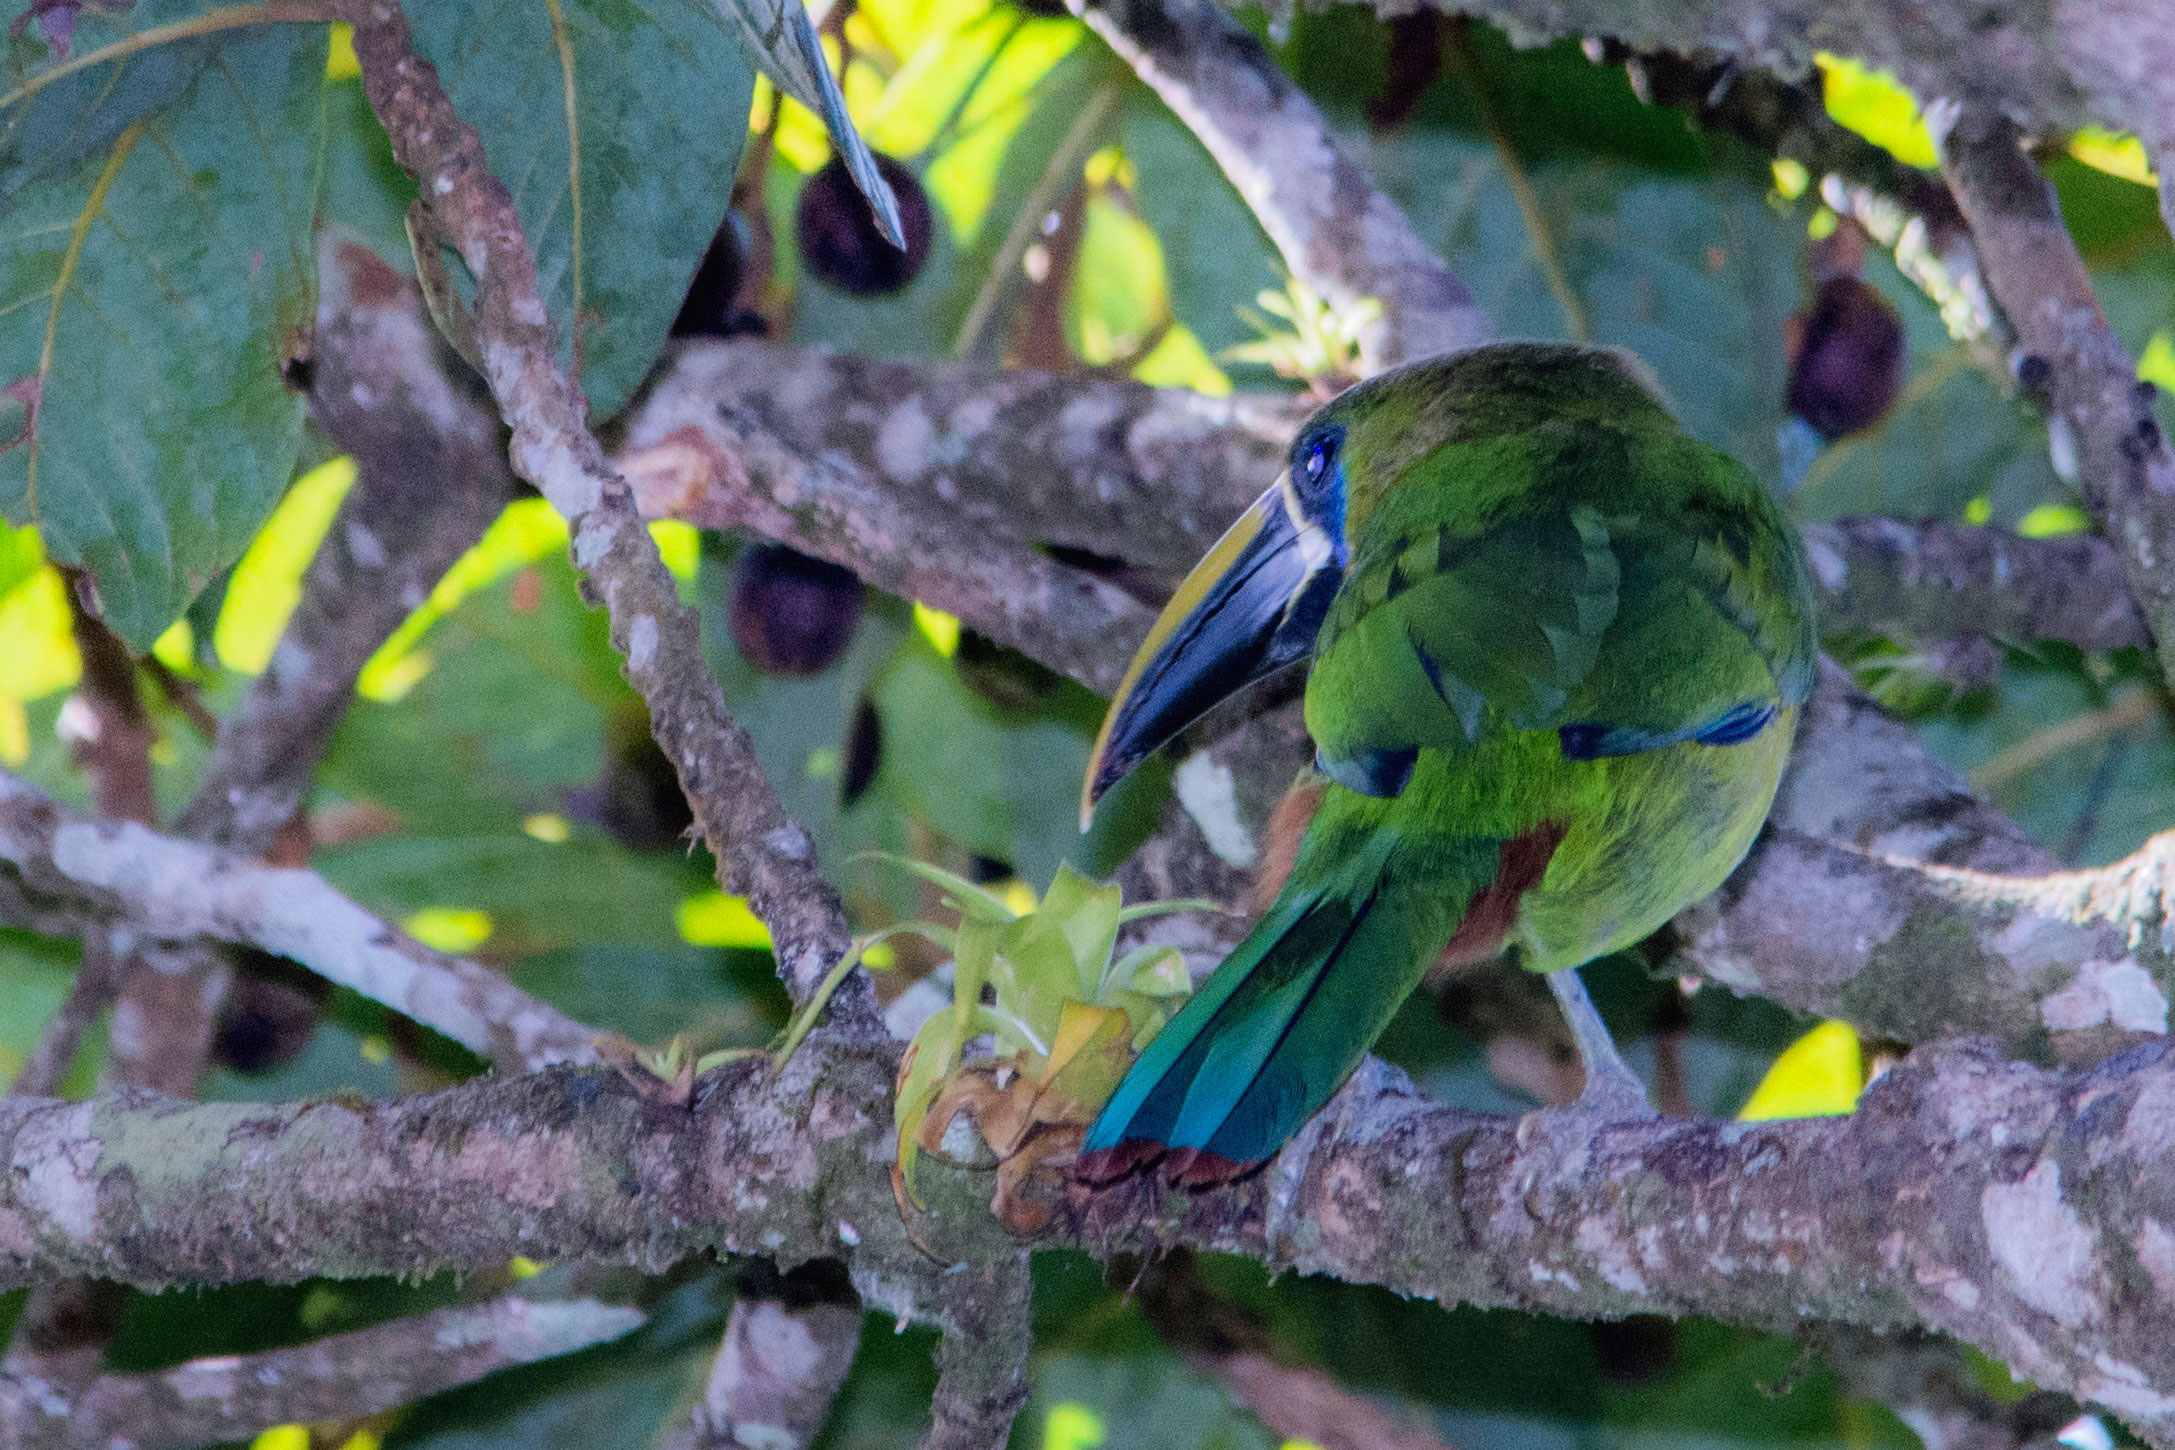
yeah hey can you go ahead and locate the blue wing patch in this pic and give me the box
[1558,702,1777,761]
[1316,746,1417,797]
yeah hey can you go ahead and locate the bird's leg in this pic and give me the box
[1547,966,1655,1119]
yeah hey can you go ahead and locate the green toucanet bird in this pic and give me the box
[1076,343,1818,1184]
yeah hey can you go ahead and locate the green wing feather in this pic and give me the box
[1306,426,1813,786]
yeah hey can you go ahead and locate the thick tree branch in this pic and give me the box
[0,1296,643,1450]
[631,340,2150,672]
[1802,515,2150,655]
[0,769,602,1072]
[1938,111,2175,690]
[1068,0,1491,372]
[333,0,877,1039]
[10,1043,2175,1440]
[1292,0,2175,187]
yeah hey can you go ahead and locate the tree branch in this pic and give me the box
[657,1263,861,1450]
[0,1295,643,1450]
[1067,0,1490,372]
[334,0,877,1039]
[916,1256,1033,1450]
[10,1042,2175,1441]
[0,769,603,1072]
[1938,111,2175,689]
[1802,515,2150,655]
[1300,0,2175,184]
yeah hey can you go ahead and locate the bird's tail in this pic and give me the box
[1079,818,1548,1184]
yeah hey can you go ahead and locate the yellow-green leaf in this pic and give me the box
[1737,1020,1864,1122]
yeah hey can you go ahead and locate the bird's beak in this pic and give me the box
[1081,476,1342,827]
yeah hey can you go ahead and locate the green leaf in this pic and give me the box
[317,74,417,270]
[0,10,329,646]
[1120,96,1281,357]
[406,0,755,421]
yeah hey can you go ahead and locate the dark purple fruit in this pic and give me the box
[730,544,864,677]
[955,629,1065,716]
[1786,274,1906,440]
[1010,0,1068,16]
[672,211,771,339]
[1588,1316,1678,1387]
[841,694,883,807]
[795,153,933,297]
[213,958,328,1075]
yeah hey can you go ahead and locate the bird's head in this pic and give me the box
[1079,343,1676,824]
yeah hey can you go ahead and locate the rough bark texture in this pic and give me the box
[10,1043,2175,1438]
[1940,112,2175,690]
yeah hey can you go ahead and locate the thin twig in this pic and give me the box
[334,0,878,1039]
[0,768,604,1072]
[0,1295,644,1450]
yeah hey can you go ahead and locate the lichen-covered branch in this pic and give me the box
[622,340,2164,1054]
[9,1043,2175,1442]
[1299,0,2175,181]
[1938,111,2175,691]
[0,769,602,1072]
[0,1295,643,1450]
[333,0,876,1037]
[1067,0,1491,372]
[1802,515,2150,655]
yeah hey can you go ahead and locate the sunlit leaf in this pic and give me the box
[1737,1019,1864,1121]
[1814,53,1937,169]
[213,455,356,673]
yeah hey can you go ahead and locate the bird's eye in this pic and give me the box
[1301,434,1337,489]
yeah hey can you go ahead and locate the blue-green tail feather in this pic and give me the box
[1082,830,1499,1176]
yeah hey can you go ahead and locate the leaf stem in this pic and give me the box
[1443,19,1589,344]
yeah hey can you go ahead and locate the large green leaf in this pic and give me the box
[0,8,328,647]
[1121,96,1281,358]
[1364,126,1802,482]
[407,0,754,421]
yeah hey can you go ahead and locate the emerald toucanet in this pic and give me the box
[1077,343,1818,1184]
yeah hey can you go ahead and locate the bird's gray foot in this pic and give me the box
[1546,966,1656,1121]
